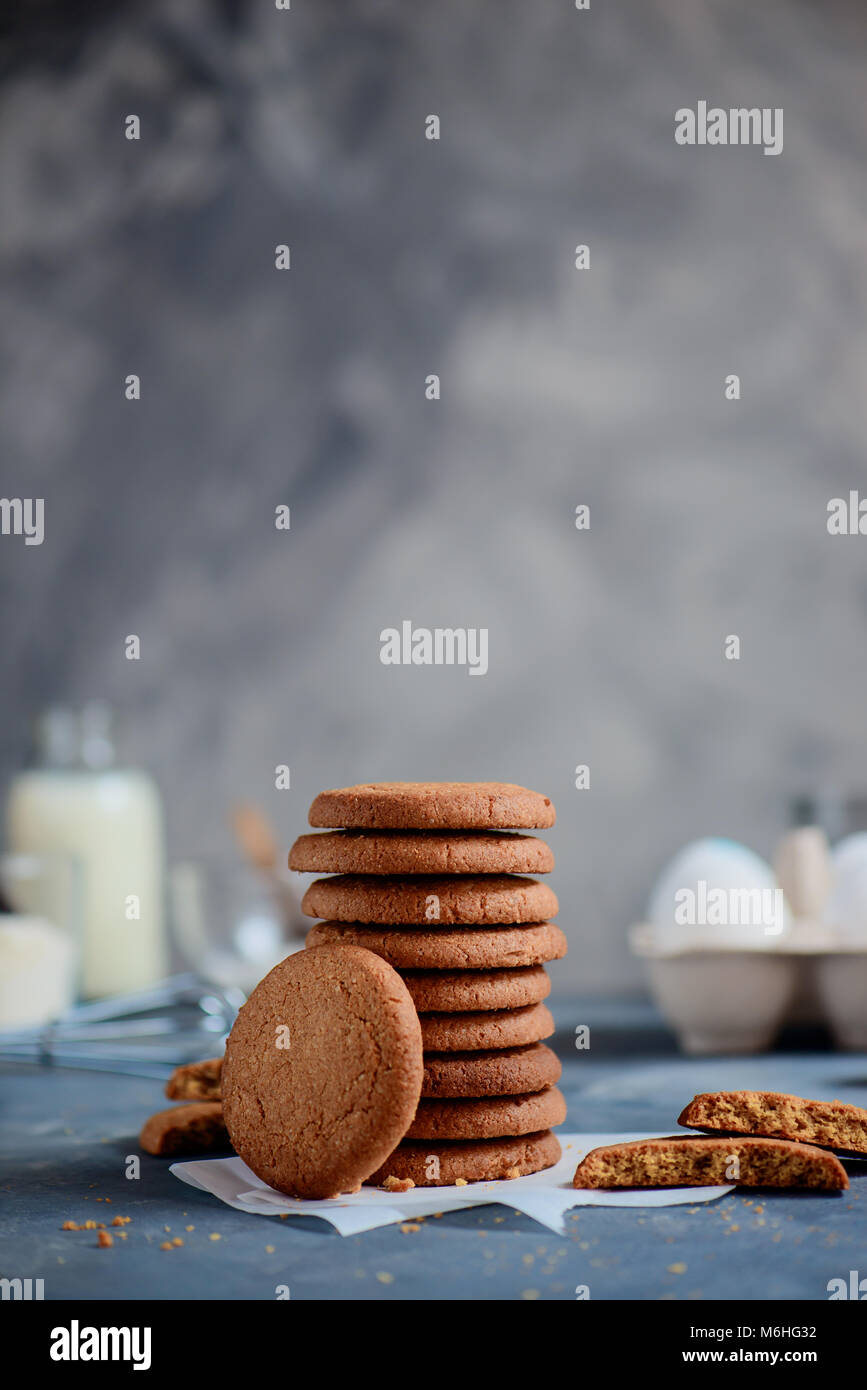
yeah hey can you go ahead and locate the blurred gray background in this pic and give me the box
[1,0,866,993]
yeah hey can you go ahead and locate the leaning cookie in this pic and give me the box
[140,1102,230,1157]
[572,1136,848,1191]
[165,1057,223,1102]
[302,873,558,925]
[222,944,423,1199]
[370,1130,562,1187]
[678,1090,867,1157]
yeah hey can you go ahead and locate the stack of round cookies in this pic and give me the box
[289,781,567,1186]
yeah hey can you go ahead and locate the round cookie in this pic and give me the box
[290,829,554,876]
[407,1088,567,1141]
[309,782,556,831]
[369,1129,562,1187]
[419,1002,555,1052]
[301,874,558,925]
[401,964,551,1012]
[422,1042,562,1098]
[305,921,568,970]
[221,944,423,1199]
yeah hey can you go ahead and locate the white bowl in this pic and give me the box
[630,926,799,1053]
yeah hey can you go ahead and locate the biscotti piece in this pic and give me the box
[308,782,555,830]
[140,1102,230,1157]
[678,1090,867,1157]
[165,1057,223,1101]
[572,1136,848,1191]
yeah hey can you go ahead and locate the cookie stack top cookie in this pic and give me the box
[306,782,556,831]
[291,780,567,1187]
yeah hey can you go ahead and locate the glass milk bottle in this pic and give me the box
[5,704,167,997]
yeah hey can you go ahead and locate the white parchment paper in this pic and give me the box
[170,1132,733,1235]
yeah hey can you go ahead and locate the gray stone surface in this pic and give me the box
[1,1,866,991]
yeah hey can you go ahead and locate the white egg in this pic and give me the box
[648,838,789,949]
[827,835,867,944]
